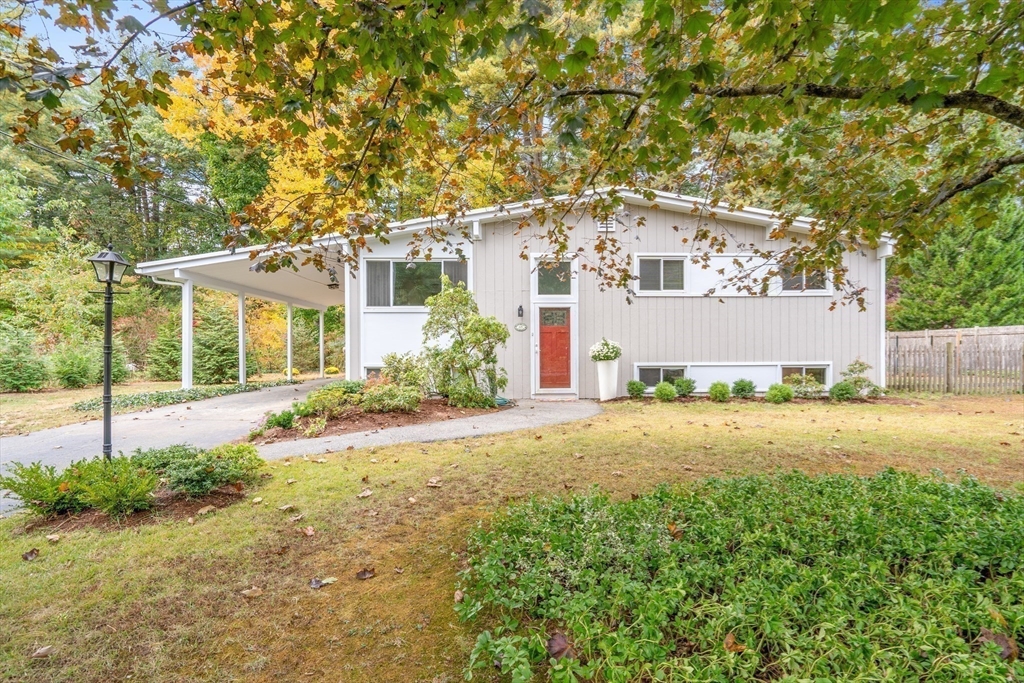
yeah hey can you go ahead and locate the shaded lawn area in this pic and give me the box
[1,395,1022,682]
[0,373,323,436]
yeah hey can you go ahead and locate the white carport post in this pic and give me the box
[318,310,325,378]
[286,303,293,381]
[181,279,194,389]
[237,293,247,385]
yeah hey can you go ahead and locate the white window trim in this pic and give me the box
[632,361,834,392]
[361,257,472,312]
[632,252,834,298]
[530,253,579,303]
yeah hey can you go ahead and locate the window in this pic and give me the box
[537,260,573,296]
[780,265,827,292]
[782,366,827,384]
[638,366,685,388]
[366,260,468,307]
[638,258,685,292]
[365,367,382,379]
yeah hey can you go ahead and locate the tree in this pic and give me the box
[193,305,252,384]
[3,0,1022,300]
[888,201,1024,330]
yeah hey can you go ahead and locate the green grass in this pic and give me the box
[1,395,1022,682]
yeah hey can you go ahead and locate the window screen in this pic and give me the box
[537,261,572,295]
[781,266,826,292]
[638,367,685,387]
[639,258,684,291]
[393,261,443,306]
[662,260,685,290]
[782,366,827,384]
[638,259,661,291]
[366,261,391,307]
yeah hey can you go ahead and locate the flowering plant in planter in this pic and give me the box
[589,338,622,362]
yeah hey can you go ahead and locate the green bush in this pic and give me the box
[361,382,421,413]
[0,459,98,514]
[264,409,295,430]
[89,338,130,385]
[626,380,647,398]
[305,382,361,418]
[131,444,204,472]
[785,372,826,399]
[381,351,427,389]
[764,382,795,403]
[80,457,158,518]
[164,443,263,498]
[731,378,756,398]
[336,379,365,394]
[708,380,730,402]
[0,327,48,392]
[673,376,696,397]
[52,344,95,389]
[447,375,495,408]
[458,470,1024,682]
[147,318,181,381]
[292,400,314,418]
[653,381,677,402]
[841,359,882,397]
[829,380,857,401]
[194,306,246,384]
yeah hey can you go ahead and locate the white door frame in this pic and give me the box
[531,302,579,396]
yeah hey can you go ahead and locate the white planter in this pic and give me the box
[595,359,619,401]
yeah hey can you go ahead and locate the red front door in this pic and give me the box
[539,308,571,389]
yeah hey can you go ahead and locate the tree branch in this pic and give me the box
[913,152,1024,217]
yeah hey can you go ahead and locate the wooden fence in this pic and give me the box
[886,343,1024,394]
[887,325,1024,350]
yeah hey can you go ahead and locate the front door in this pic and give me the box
[539,307,571,389]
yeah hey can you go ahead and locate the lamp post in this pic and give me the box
[88,244,131,460]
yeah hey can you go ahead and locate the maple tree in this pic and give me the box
[2,0,1022,299]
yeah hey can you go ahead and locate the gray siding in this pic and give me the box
[472,204,885,399]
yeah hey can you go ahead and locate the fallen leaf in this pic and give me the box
[187,517,195,525]
[45,534,59,544]
[724,632,747,653]
[355,567,376,580]
[251,497,263,505]
[30,646,53,659]
[361,475,370,483]
[241,586,263,598]
[301,526,315,537]
[979,628,1019,662]
[394,567,405,574]
[314,458,328,463]
[282,461,292,466]
[454,589,465,603]
[534,434,543,440]
[21,548,39,562]
[309,577,337,589]
[408,497,417,504]
[346,445,355,450]
[278,504,295,511]
[667,522,683,540]
[357,488,373,498]
[286,479,297,485]
[289,513,304,523]
[989,608,1009,629]
[427,477,443,488]
[546,631,575,659]
[196,506,216,518]
[611,471,624,477]
[370,458,379,463]
[573,453,583,459]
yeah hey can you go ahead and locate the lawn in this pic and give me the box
[1,395,1022,682]
[0,373,324,436]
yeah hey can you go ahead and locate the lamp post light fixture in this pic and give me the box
[88,244,131,460]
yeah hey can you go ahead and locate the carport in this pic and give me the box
[135,238,348,388]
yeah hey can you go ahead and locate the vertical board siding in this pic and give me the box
[886,344,1024,394]
[471,205,886,399]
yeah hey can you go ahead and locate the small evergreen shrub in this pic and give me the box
[653,381,677,402]
[164,444,263,498]
[52,345,94,389]
[731,378,756,398]
[0,460,97,514]
[336,379,365,394]
[264,409,295,430]
[80,457,158,518]
[305,382,361,418]
[708,381,730,402]
[673,376,696,397]
[626,380,647,399]
[361,383,421,413]
[786,372,826,399]
[194,306,244,384]
[89,338,130,385]
[131,444,204,472]
[381,351,427,389]
[0,327,48,392]
[829,381,857,402]
[764,383,795,403]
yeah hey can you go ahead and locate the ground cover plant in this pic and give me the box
[71,381,293,412]
[2,396,1021,682]
[459,470,1024,681]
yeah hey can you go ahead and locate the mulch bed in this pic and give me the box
[607,395,922,405]
[251,397,506,445]
[19,489,248,534]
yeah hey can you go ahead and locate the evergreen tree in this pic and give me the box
[194,306,253,384]
[889,202,1024,330]
[147,319,181,381]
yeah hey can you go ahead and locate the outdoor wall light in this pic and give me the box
[517,305,524,318]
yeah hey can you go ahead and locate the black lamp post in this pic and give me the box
[88,244,131,460]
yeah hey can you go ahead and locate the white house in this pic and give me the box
[135,188,893,399]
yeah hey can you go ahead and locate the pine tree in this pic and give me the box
[194,305,250,384]
[147,319,181,381]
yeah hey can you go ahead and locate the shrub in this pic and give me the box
[841,359,882,397]
[305,382,361,418]
[325,366,340,375]
[731,378,756,398]
[708,380,730,402]
[90,337,130,385]
[829,380,857,401]
[447,375,495,408]
[457,470,1024,682]
[52,344,95,389]
[303,416,327,437]
[653,381,677,402]
[131,444,204,472]
[194,306,246,384]
[0,327,48,392]
[589,338,622,361]
[80,457,158,518]
[264,409,295,430]
[291,400,314,418]
[164,444,263,498]
[0,460,98,515]
[381,351,427,389]
[335,379,365,394]
[764,383,795,403]
[626,380,647,399]
[361,382,421,413]
[673,376,696,397]
[785,372,826,399]
[146,318,181,381]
